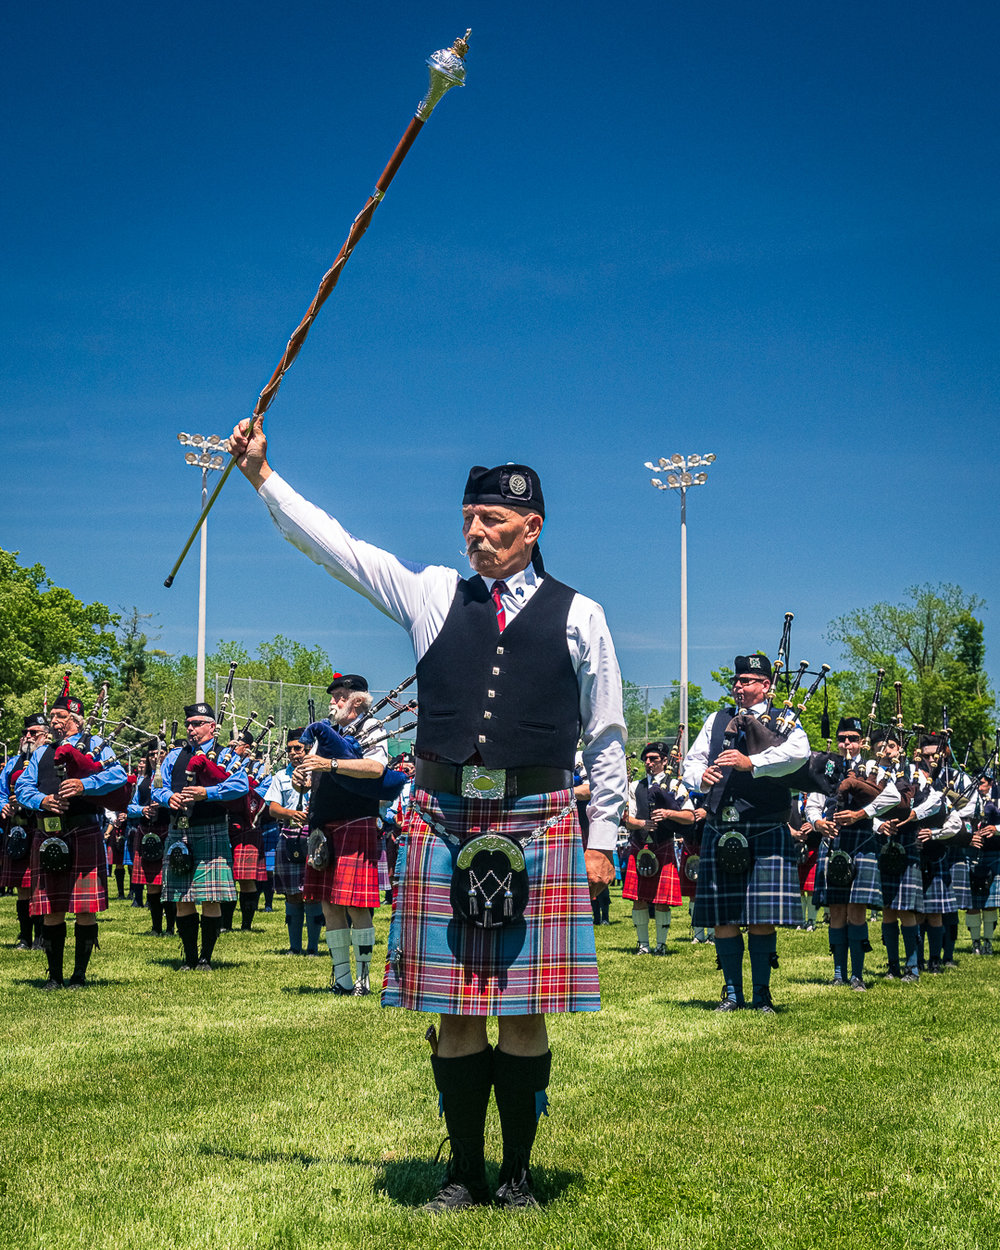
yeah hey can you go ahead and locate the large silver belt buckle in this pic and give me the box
[460,766,506,801]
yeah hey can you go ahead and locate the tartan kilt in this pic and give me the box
[274,826,308,896]
[679,842,698,899]
[798,846,819,893]
[920,848,956,913]
[0,828,33,890]
[162,822,237,904]
[949,852,972,911]
[377,834,391,893]
[622,841,682,907]
[303,818,380,909]
[382,786,600,1016]
[29,820,108,916]
[229,824,267,882]
[812,828,883,908]
[969,848,1000,909]
[130,852,163,888]
[691,821,801,928]
[984,856,1000,908]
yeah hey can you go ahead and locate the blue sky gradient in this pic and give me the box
[3,2,997,707]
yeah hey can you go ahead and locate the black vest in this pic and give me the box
[170,743,227,822]
[416,574,581,769]
[708,709,795,821]
[34,739,105,815]
[308,773,380,826]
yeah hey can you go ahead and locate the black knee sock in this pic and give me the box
[200,914,221,963]
[148,896,164,933]
[132,884,144,907]
[239,892,258,931]
[16,898,32,944]
[263,873,274,908]
[176,913,200,966]
[219,900,236,931]
[430,1047,493,1197]
[493,1048,552,1185]
[72,924,98,981]
[33,916,44,945]
[114,867,126,898]
[163,901,177,934]
[43,922,68,983]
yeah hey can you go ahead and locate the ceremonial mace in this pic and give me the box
[164,30,471,588]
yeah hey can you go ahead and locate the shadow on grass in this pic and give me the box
[374,1157,581,1208]
[280,984,340,995]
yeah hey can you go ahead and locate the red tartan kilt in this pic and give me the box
[0,853,31,890]
[29,821,109,916]
[798,848,818,892]
[303,818,380,909]
[131,853,163,887]
[623,844,682,906]
[230,825,267,882]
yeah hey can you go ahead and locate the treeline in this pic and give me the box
[2,549,996,770]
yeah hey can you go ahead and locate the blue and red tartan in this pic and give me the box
[29,820,109,916]
[382,786,600,1017]
[303,817,380,909]
[691,820,801,928]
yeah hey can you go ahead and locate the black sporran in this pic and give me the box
[878,839,908,874]
[826,848,856,888]
[168,839,193,875]
[140,831,164,863]
[39,836,72,872]
[450,833,529,929]
[682,852,700,882]
[282,830,309,864]
[5,826,30,862]
[307,829,329,870]
[716,829,752,875]
[636,845,659,879]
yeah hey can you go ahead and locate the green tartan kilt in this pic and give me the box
[162,821,237,904]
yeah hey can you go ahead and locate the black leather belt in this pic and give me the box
[415,760,573,800]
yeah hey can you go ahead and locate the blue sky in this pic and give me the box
[3,2,998,710]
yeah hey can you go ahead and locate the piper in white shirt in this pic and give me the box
[682,652,810,1013]
[230,421,627,1212]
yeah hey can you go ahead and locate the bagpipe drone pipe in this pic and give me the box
[183,750,265,831]
[53,742,132,813]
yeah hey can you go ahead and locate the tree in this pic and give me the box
[827,583,997,761]
[0,549,119,747]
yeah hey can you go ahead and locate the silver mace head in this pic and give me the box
[416,29,471,121]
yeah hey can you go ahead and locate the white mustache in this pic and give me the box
[465,540,497,559]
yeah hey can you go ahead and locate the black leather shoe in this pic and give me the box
[714,996,741,1012]
[751,988,777,1013]
[66,975,87,990]
[40,979,64,991]
[422,1180,490,1213]
[495,1169,540,1210]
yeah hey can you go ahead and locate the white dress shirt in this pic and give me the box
[258,472,628,850]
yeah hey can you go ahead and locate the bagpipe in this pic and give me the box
[298,721,408,804]
[52,742,132,813]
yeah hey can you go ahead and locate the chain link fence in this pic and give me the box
[210,675,416,756]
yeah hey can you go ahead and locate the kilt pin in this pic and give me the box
[383,787,599,1016]
[162,821,237,904]
[303,817,381,909]
[29,819,108,916]
[691,820,801,929]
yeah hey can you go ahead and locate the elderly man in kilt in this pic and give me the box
[295,676,388,995]
[232,423,627,1212]
[152,704,246,971]
[16,693,128,989]
[682,654,810,1013]
[1,714,51,952]
[808,718,901,991]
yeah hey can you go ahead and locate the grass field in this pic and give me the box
[1,891,998,1250]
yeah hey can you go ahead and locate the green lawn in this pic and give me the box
[1,893,997,1250]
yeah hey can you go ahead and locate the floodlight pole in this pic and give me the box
[177,434,230,702]
[644,453,718,756]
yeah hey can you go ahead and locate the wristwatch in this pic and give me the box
[330,758,339,773]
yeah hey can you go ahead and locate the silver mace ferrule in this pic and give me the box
[416,29,471,120]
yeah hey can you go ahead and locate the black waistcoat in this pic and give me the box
[34,738,105,815]
[308,773,380,826]
[171,743,227,822]
[707,710,795,820]
[416,573,580,769]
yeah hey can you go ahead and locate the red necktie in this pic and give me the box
[492,580,508,632]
